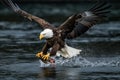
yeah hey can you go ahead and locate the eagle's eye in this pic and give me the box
[42,33,46,35]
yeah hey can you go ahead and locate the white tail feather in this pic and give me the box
[56,44,82,58]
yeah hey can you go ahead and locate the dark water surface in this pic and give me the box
[0,3,120,80]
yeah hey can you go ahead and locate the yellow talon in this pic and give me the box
[36,52,50,61]
[36,52,43,58]
[42,53,50,60]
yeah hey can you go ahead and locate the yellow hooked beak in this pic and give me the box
[39,34,44,40]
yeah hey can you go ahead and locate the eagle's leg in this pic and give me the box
[36,42,51,61]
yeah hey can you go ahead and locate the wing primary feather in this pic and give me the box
[7,0,21,12]
[0,0,8,7]
[94,11,111,15]
[0,0,20,12]
[89,0,101,11]
[93,4,111,12]
[90,1,107,11]
[8,0,17,11]
[15,3,21,10]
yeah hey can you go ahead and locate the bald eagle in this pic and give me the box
[1,0,111,63]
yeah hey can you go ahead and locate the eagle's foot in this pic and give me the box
[36,52,43,58]
[42,53,50,61]
[36,52,50,63]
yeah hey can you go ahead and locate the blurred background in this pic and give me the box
[0,0,120,80]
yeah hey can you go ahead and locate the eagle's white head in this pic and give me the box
[39,29,54,40]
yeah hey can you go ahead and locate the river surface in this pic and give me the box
[0,3,120,80]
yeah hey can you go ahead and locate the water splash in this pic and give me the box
[39,56,120,67]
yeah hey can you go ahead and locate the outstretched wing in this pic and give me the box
[0,0,54,29]
[58,1,111,39]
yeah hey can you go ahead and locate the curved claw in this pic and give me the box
[42,53,50,61]
[36,52,43,58]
